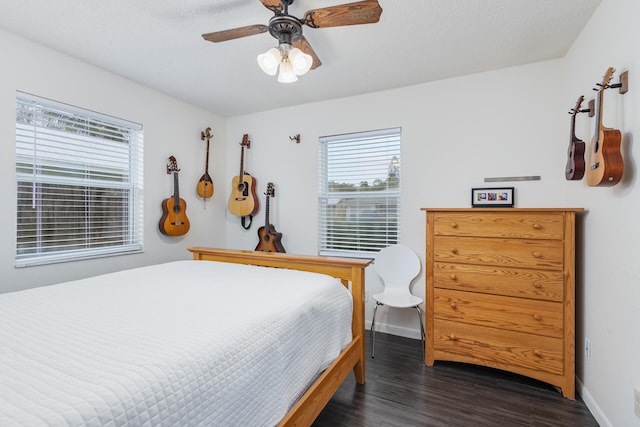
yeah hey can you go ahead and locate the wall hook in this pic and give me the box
[289,134,300,144]
[609,70,629,94]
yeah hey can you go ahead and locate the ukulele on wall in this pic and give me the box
[586,67,623,187]
[565,96,587,181]
[197,127,214,199]
[228,134,259,217]
[255,182,285,253]
[159,156,190,236]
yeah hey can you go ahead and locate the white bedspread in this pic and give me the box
[0,260,353,426]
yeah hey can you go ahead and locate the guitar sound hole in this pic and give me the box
[264,235,270,242]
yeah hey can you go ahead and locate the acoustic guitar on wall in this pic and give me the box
[565,95,586,181]
[255,182,285,253]
[228,134,259,217]
[586,67,623,187]
[159,156,190,236]
[197,127,214,199]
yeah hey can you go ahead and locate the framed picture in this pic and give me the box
[471,187,514,208]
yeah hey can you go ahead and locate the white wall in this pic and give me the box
[561,0,640,426]
[0,29,228,292]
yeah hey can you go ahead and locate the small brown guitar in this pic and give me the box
[159,156,190,236]
[565,96,586,181]
[586,67,623,187]
[256,182,285,253]
[197,127,214,199]
[228,134,259,217]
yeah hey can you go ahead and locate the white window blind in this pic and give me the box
[15,93,144,267]
[318,128,401,258]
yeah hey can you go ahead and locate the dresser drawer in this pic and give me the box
[433,262,564,301]
[434,289,563,338]
[433,319,564,375]
[433,236,564,270]
[433,212,564,240]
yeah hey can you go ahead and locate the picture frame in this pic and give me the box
[471,187,514,208]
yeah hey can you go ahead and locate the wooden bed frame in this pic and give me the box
[188,247,371,426]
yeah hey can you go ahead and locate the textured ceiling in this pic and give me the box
[0,0,601,117]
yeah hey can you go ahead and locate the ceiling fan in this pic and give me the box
[201,0,383,81]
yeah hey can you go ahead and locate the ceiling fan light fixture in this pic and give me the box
[277,59,298,83]
[288,47,312,75]
[257,47,281,76]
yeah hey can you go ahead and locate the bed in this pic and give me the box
[0,247,370,426]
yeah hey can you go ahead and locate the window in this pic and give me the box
[318,128,401,258]
[15,93,143,267]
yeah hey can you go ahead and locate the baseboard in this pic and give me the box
[364,320,422,340]
[576,377,612,427]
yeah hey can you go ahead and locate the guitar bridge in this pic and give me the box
[171,221,184,226]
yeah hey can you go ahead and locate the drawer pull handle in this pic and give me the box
[533,314,542,321]
[450,274,458,280]
[532,252,542,258]
[450,248,458,254]
[534,350,542,357]
[449,334,457,341]
[533,282,542,289]
[450,302,457,309]
[533,223,542,230]
[450,222,458,228]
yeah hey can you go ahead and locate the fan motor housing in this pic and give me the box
[268,15,303,44]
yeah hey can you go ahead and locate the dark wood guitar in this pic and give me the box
[227,134,259,217]
[255,182,285,253]
[159,156,190,236]
[586,67,623,187]
[197,127,214,199]
[565,96,586,181]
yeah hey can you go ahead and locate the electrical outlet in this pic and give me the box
[584,338,591,361]
[364,291,369,302]
[634,387,640,417]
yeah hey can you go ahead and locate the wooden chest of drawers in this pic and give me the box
[422,208,582,398]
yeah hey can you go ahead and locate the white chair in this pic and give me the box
[370,244,425,359]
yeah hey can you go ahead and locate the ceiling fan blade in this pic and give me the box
[303,0,382,29]
[293,36,322,70]
[202,24,268,43]
[259,0,283,13]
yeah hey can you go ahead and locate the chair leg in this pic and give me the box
[415,305,426,361]
[371,302,383,358]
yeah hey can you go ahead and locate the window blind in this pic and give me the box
[15,93,144,267]
[318,128,401,258]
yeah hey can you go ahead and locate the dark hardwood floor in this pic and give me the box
[314,332,599,427]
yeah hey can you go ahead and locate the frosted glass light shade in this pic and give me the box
[257,48,281,76]
[277,60,298,83]
[289,47,312,75]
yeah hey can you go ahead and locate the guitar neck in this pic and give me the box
[570,111,578,141]
[204,139,210,172]
[264,195,270,228]
[595,90,604,135]
[173,171,180,212]
[238,146,245,177]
